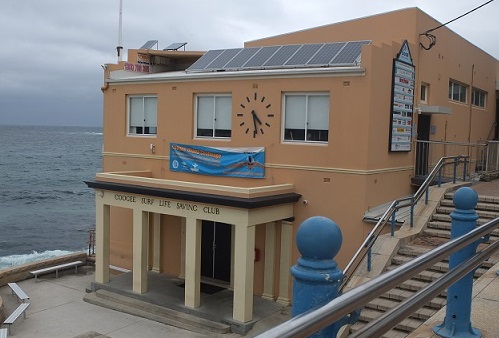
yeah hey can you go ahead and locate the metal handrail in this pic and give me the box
[340,155,469,290]
[257,216,499,338]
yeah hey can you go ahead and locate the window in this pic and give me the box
[283,93,330,143]
[128,95,157,135]
[420,83,428,103]
[196,95,232,138]
[448,80,467,103]
[472,88,486,108]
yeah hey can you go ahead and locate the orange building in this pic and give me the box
[87,7,498,324]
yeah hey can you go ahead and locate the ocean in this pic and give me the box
[0,125,102,270]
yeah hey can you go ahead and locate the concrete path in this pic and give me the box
[0,273,211,338]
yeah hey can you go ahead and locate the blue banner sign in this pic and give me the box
[170,143,265,178]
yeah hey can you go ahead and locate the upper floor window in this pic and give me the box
[128,95,157,135]
[283,93,330,143]
[420,83,429,103]
[472,88,486,108]
[448,80,467,103]
[196,94,232,138]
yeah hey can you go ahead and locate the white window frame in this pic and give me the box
[448,80,468,104]
[195,94,232,139]
[420,83,429,104]
[282,93,330,143]
[127,95,157,136]
[472,88,486,108]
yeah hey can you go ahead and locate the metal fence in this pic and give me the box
[414,140,499,179]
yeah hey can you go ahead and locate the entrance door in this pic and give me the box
[415,114,431,176]
[201,221,231,282]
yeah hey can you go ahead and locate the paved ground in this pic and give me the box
[0,272,208,338]
[471,179,499,197]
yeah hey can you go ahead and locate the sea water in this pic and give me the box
[0,125,102,269]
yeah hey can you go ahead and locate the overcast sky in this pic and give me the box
[0,0,497,127]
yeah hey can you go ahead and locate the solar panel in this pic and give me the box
[243,46,280,68]
[224,47,260,69]
[188,49,225,71]
[264,45,301,67]
[140,40,158,50]
[307,42,345,65]
[186,40,371,72]
[164,42,187,51]
[285,44,323,66]
[330,40,370,65]
[205,48,242,69]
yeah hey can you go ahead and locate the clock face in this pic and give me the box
[236,92,274,138]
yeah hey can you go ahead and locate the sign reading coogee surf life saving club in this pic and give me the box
[389,40,415,152]
[169,143,265,178]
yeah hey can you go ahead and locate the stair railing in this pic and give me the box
[341,155,469,290]
[258,216,499,338]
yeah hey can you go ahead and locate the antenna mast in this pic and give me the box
[117,0,123,62]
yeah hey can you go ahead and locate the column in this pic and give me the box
[133,209,149,294]
[180,218,186,278]
[262,222,276,300]
[277,221,293,305]
[95,200,110,284]
[184,217,201,308]
[233,223,256,323]
[151,213,161,273]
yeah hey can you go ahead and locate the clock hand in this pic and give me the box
[252,114,258,138]
[251,110,263,125]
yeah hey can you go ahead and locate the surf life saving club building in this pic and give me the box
[87,8,498,324]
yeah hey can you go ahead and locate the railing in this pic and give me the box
[414,140,499,178]
[485,140,499,172]
[257,216,499,338]
[340,155,468,290]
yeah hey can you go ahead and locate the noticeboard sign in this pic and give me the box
[389,41,415,152]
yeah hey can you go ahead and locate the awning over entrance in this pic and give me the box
[85,172,301,325]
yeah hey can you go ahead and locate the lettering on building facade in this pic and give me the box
[113,193,221,215]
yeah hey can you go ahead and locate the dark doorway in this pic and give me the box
[415,114,431,176]
[201,221,231,283]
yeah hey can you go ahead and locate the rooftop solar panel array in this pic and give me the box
[187,40,371,73]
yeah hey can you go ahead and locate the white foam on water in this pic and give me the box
[0,250,76,270]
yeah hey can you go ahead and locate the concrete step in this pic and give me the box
[83,290,230,336]
[428,219,499,237]
[350,321,411,338]
[440,197,499,211]
[358,308,423,333]
[381,289,446,310]
[365,297,437,321]
[391,253,494,275]
[436,206,499,220]
[445,192,499,205]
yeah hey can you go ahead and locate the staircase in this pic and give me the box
[350,192,499,337]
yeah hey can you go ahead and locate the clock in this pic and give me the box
[236,92,274,138]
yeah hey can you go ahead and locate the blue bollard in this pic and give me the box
[433,187,482,338]
[291,216,358,337]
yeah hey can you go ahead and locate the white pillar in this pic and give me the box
[233,224,255,323]
[95,201,110,284]
[133,209,149,294]
[151,213,161,273]
[180,218,186,278]
[277,221,293,305]
[262,222,276,300]
[184,217,201,308]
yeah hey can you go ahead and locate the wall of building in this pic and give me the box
[99,7,498,299]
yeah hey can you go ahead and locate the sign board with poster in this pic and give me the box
[170,143,265,178]
[389,41,415,152]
